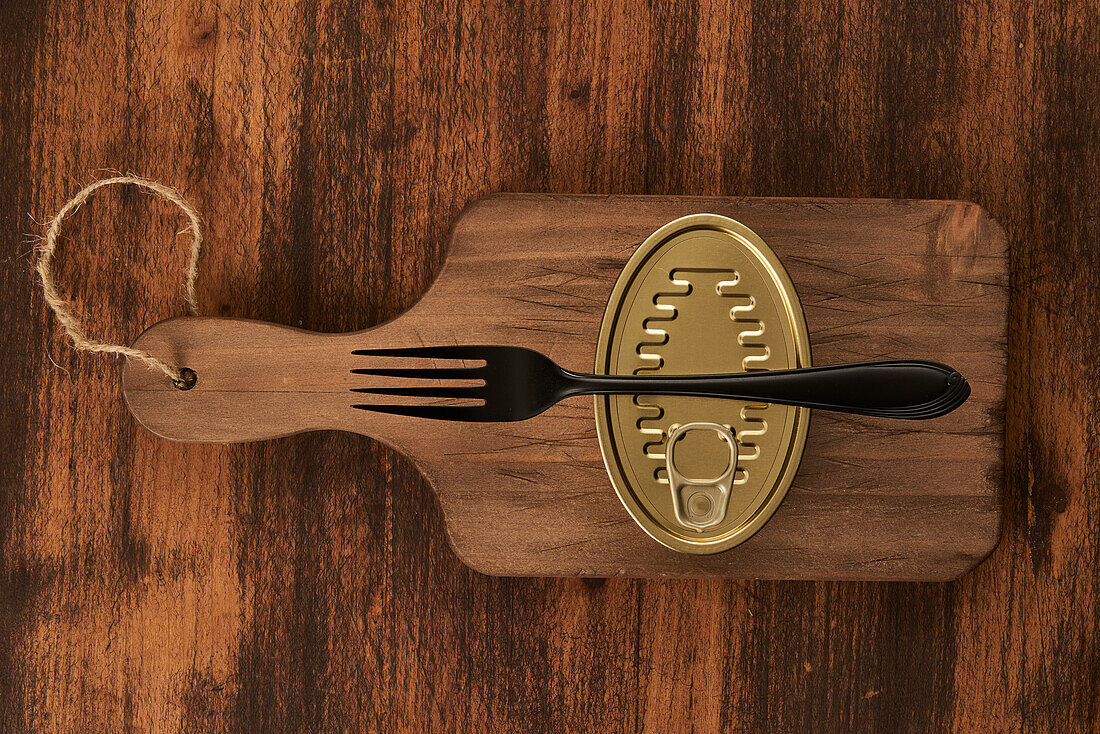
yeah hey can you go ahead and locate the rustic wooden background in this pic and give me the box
[1,0,1096,731]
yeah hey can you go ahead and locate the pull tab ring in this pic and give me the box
[665,422,739,532]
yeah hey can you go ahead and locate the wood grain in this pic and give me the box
[2,0,1097,731]
[121,194,1007,580]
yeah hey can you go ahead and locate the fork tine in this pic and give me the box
[349,385,484,399]
[352,345,491,360]
[350,366,483,379]
[351,403,490,421]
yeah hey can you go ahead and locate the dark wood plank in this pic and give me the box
[1,0,1097,731]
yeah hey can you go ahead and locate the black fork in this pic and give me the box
[350,345,970,422]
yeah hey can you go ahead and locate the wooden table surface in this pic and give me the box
[1,1,1096,731]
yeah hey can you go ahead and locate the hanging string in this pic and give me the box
[35,176,202,388]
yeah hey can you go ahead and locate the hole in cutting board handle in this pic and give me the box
[173,367,198,390]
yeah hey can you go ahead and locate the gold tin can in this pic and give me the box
[594,214,811,554]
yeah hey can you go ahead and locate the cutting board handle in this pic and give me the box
[123,316,406,444]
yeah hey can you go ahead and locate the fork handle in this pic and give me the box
[565,360,969,419]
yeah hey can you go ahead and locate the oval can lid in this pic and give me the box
[594,213,811,554]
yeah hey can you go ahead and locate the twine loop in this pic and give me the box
[36,176,202,387]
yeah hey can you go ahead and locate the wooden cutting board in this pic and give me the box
[122,194,1007,580]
